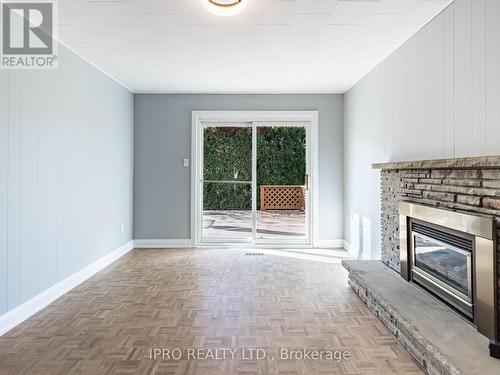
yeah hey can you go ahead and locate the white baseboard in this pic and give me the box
[133,239,193,249]
[316,239,345,248]
[343,240,371,260]
[0,240,134,336]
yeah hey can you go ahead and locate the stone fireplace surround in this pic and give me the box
[376,156,500,335]
[343,155,500,375]
[375,156,500,275]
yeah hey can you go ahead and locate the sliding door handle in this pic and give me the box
[305,174,309,191]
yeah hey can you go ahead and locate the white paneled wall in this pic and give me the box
[0,65,8,314]
[486,0,500,151]
[0,46,134,315]
[344,0,500,258]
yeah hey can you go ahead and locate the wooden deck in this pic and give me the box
[203,210,306,240]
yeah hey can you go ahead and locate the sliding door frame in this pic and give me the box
[191,111,319,248]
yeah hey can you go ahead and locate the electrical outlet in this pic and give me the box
[120,225,124,235]
[183,158,189,167]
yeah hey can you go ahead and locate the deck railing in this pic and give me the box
[259,185,305,211]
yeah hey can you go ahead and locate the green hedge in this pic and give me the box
[203,126,306,210]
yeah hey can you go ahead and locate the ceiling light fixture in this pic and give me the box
[202,0,248,17]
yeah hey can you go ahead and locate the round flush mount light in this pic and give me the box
[202,0,248,16]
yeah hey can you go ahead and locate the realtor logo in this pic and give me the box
[1,0,58,69]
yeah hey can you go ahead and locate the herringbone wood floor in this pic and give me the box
[0,249,423,375]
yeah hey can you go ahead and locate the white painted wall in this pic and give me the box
[0,46,134,316]
[343,0,500,259]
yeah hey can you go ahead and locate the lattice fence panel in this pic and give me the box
[260,185,305,211]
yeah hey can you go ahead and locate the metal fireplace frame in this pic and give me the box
[399,201,497,343]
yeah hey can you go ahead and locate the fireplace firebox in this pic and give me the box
[399,201,498,356]
[410,220,473,319]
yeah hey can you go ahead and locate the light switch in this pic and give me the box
[183,158,190,167]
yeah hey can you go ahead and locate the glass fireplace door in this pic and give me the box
[411,231,473,318]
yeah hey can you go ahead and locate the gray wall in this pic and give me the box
[134,94,344,242]
[343,0,500,259]
[0,46,134,315]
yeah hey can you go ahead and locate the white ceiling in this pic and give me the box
[57,0,453,93]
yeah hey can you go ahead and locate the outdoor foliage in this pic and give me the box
[256,126,306,187]
[203,126,306,210]
[203,127,252,210]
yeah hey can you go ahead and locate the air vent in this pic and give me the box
[412,222,473,252]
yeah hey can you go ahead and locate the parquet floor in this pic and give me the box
[0,249,423,375]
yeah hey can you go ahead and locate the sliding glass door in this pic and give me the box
[256,124,308,243]
[198,120,311,246]
[202,123,253,243]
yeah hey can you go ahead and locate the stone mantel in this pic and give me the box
[372,155,500,170]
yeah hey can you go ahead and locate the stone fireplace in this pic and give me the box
[343,156,500,374]
[375,156,500,356]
